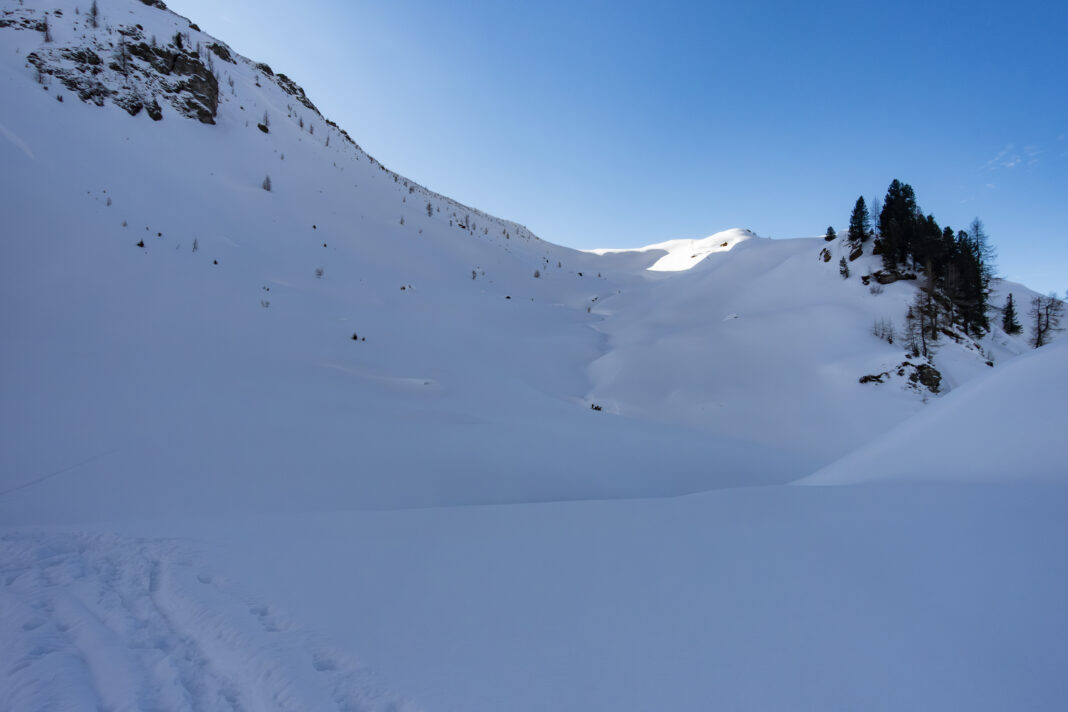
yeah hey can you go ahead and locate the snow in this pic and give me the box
[589,227,756,271]
[2,1,1067,710]
[0,532,416,711]
[800,336,1068,485]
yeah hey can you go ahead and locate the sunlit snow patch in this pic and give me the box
[589,228,755,271]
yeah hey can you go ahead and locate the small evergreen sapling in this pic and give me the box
[1001,293,1022,335]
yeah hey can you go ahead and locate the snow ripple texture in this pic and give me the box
[0,532,417,712]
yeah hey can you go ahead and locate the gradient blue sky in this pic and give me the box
[168,0,1067,294]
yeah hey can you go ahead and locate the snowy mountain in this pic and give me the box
[2,2,1066,710]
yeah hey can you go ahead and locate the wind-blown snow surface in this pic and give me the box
[2,1,1067,710]
[800,336,1068,485]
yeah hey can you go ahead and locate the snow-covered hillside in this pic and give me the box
[2,1,1066,710]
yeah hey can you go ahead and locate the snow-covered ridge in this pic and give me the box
[2,0,541,245]
[588,228,758,271]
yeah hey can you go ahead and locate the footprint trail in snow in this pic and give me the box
[0,532,417,712]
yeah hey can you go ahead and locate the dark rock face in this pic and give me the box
[276,73,319,114]
[872,270,917,285]
[208,43,235,64]
[909,364,942,393]
[169,52,219,123]
[28,50,111,105]
[9,2,326,135]
[146,96,163,121]
[848,245,864,262]
[28,30,219,124]
[860,360,942,394]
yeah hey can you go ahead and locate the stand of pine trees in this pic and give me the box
[850,180,994,338]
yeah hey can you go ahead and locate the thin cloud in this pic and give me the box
[1024,145,1042,166]
[985,144,1021,170]
[985,143,1042,171]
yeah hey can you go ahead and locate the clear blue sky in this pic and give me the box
[168,0,1067,294]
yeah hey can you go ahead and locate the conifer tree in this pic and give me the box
[847,197,870,244]
[1001,293,1022,334]
[824,226,837,242]
[878,180,919,269]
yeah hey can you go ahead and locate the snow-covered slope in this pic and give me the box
[589,227,757,271]
[2,2,1067,710]
[800,336,1068,485]
[0,0,1012,523]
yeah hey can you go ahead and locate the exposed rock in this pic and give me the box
[276,73,319,114]
[146,96,163,121]
[819,247,832,263]
[909,363,942,393]
[872,270,917,285]
[138,0,168,9]
[254,62,274,77]
[29,50,111,105]
[62,48,102,66]
[848,245,863,262]
[114,92,144,116]
[861,360,942,394]
[169,52,218,123]
[34,33,220,124]
[208,42,234,63]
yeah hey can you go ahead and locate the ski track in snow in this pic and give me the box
[0,120,34,160]
[0,532,417,712]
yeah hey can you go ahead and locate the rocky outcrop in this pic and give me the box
[874,270,917,285]
[860,270,917,286]
[909,363,941,393]
[208,43,235,64]
[276,73,319,114]
[27,26,218,124]
[860,360,942,394]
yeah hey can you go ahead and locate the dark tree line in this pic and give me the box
[847,179,995,337]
